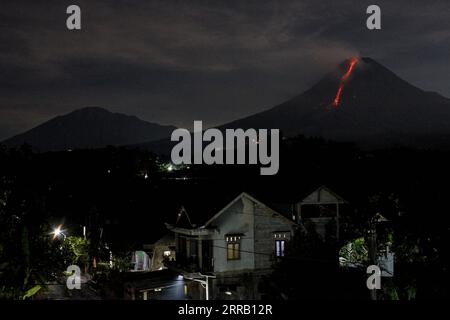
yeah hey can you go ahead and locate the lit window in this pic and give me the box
[273,232,290,257]
[226,235,241,260]
[275,240,285,257]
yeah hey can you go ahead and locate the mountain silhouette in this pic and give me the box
[221,57,450,146]
[2,107,176,152]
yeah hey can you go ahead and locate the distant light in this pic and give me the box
[167,165,173,172]
[177,275,184,280]
[225,291,232,296]
[154,288,162,292]
[164,250,171,256]
[109,250,113,268]
[144,173,148,179]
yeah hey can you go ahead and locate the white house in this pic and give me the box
[166,192,297,299]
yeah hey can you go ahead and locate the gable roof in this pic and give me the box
[298,185,347,205]
[174,206,195,228]
[167,185,347,231]
[202,192,296,228]
[167,189,243,229]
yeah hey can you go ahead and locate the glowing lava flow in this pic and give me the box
[332,57,358,107]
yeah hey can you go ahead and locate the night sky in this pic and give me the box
[1,0,449,140]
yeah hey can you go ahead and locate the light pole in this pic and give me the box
[185,273,216,300]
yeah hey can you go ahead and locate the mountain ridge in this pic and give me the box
[2,107,177,152]
[5,57,450,152]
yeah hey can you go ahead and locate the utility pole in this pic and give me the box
[368,212,389,300]
[367,226,378,300]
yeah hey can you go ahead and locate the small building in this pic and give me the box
[143,233,176,271]
[294,185,347,241]
[130,234,176,272]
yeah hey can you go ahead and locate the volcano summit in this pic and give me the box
[222,57,450,147]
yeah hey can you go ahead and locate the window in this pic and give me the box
[273,232,290,257]
[227,243,240,260]
[226,235,241,260]
[275,240,285,257]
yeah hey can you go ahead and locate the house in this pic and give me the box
[143,233,176,271]
[129,234,176,272]
[294,185,347,241]
[165,192,297,299]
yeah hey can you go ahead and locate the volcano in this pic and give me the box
[221,57,450,146]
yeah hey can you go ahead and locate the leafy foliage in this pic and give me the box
[339,237,369,267]
[61,236,90,266]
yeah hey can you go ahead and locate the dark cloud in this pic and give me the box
[1,0,449,139]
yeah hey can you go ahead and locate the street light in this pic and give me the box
[52,224,67,240]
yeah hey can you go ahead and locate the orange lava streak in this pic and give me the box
[332,57,358,107]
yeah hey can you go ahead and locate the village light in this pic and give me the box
[53,225,62,237]
[52,224,66,240]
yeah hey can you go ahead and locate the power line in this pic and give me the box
[209,244,337,263]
